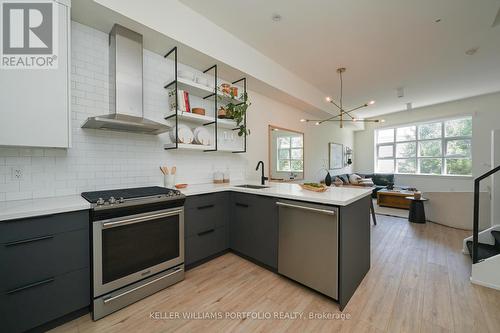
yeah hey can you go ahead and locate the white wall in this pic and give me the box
[354,92,500,192]
[0,22,353,201]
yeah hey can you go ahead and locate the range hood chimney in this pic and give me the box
[82,24,169,135]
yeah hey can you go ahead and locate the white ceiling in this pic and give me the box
[180,0,500,118]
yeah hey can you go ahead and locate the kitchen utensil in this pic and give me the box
[160,166,169,175]
[192,108,206,116]
[175,184,188,189]
[171,166,176,175]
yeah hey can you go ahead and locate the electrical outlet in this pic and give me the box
[11,167,24,181]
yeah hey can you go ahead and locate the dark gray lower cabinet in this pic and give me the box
[230,193,278,269]
[184,192,278,269]
[0,210,90,333]
[184,193,229,266]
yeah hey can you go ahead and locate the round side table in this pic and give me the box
[406,197,428,224]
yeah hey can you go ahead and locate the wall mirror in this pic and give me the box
[329,142,344,169]
[269,125,304,181]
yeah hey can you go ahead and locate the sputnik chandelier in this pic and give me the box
[301,67,385,128]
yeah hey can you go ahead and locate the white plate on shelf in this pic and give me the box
[193,126,212,146]
[170,124,194,144]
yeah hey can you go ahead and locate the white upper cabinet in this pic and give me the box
[0,1,71,148]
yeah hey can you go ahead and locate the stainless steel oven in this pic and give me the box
[82,187,186,320]
[92,206,184,298]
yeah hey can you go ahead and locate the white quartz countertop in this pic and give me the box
[180,182,372,206]
[0,195,91,222]
[0,182,372,222]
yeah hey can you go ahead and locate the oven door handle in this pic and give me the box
[102,209,183,229]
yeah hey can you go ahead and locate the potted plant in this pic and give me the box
[218,90,251,137]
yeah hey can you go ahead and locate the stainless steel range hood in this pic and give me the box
[82,24,169,135]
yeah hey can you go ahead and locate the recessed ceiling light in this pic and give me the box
[369,100,376,105]
[326,96,332,102]
[272,13,282,22]
[300,119,306,122]
[315,122,320,126]
[465,47,479,55]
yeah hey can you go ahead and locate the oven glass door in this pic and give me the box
[93,208,184,297]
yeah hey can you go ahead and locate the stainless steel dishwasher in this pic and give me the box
[277,200,338,299]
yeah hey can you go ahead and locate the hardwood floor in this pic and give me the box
[51,215,500,333]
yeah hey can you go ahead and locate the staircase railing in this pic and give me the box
[473,165,500,263]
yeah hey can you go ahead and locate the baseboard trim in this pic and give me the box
[470,277,500,291]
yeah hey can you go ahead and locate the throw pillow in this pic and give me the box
[358,178,374,186]
[338,174,349,184]
[349,173,362,184]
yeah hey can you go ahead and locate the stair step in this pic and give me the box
[492,230,500,250]
[466,241,500,261]
[466,240,500,261]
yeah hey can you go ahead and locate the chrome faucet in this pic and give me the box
[255,161,268,185]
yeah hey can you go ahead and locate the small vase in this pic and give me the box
[325,172,332,186]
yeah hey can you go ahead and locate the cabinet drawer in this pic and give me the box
[184,192,227,210]
[0,228,89,291]
[0,210,89,244]
[0,267,90,333]
[185,205,226,237]
[185,227,227,266]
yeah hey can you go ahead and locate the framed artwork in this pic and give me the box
[329,143,344,169]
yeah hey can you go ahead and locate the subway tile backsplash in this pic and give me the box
[0,22,246,201]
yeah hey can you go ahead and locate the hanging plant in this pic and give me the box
[218,89,251,137]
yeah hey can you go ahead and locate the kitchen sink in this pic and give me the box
[234,184,270,189]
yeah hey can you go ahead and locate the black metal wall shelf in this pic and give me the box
[162,46,247,153]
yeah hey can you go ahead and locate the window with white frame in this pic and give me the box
[375,117,472,175]
[277,135,304,172]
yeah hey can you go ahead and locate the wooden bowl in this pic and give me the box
[300,184,328,192]
[175,184,188,189]
[192,108,205,116]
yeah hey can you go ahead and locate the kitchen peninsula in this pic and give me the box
[179,182,372,311]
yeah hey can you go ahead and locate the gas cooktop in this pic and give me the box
[81,186,183,207]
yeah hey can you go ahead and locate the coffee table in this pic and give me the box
[377,189,415,209]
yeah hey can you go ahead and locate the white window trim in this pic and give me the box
[374,116,472,176]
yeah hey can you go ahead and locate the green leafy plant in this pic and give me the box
[220,91,251,137]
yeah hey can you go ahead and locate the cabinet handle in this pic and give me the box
[235,203,249,208]
[276,202,337,216]
[5,235,54,247]
[198,229,215,236]
[197,204,214,210]
[6,277,55,295]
